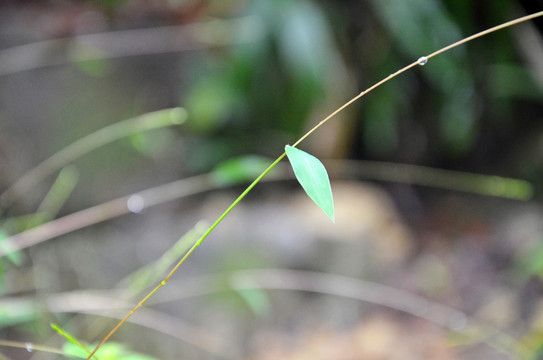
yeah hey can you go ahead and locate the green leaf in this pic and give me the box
[285,145,334,222]
[51,323,96,360]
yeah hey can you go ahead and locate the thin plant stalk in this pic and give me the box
[85,11,543,359]
[0,158,532,259]
[0,108,186,209]
[325,159,534,200]
[0,16,262,77]
[0,174,212,258]
[35,166,80,220]
[0,339,66,357]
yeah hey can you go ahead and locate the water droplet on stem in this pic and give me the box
[417,56,428,66]
[127,194,145,213]
[25,343,33,352]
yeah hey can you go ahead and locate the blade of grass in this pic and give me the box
[0,108,186,210]
[6,166,79,242]
[325,160,534,200]
[35,166,80,219]
[51,323,98,360]
[85,11,543,360]
[118,221,209,296]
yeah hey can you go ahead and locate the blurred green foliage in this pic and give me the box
[370,0,477,154]
[210,155,273,187]
[0,0,542,358]
[179,0,542,181]
[185,0,339,170]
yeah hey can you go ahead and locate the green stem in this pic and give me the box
[85,11,543,360]
[85,154,285,359]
